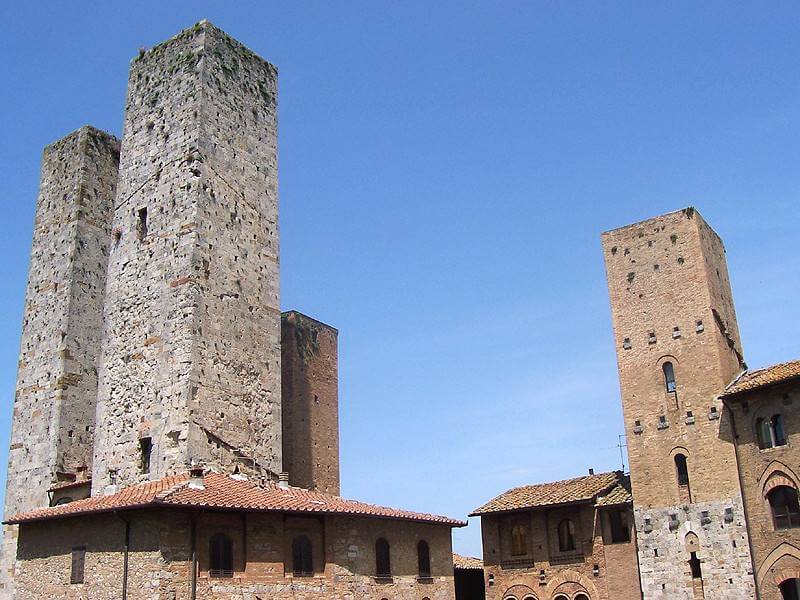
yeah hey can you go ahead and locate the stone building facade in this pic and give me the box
[602,208,756,599]
[472,471,641,600]
[1,20,464,598]
[722,362,800,599]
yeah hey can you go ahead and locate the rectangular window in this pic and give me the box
[139,437,152,474]
[70,546,86,584]
[609,510,630,543]
[136,207,148,239]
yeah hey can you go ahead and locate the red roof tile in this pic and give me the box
[722,359,800,398]
[453,553,483,570]
[470,471,625,516]
[7,472,465,527]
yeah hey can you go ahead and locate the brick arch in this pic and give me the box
[655,353,679,367]
[758,461,799,498]
[503,584,537,600]
[755,542,800,588]
[544,569,598,599]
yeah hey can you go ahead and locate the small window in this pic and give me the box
[689,551,702,579]
[663,362,676,393]
[375,538,391,578]
[557,519,576,552]
[70,546,86,584]
[417,540,431,578]
[675,454,690,487]
[209,533,233,577]
[292,535,313,577]
[757,415,788,449]
[139,437,152,474]
[768,486,800,530]
[609,510,630,543]
[136,207,148,239]
[510,524,528,556]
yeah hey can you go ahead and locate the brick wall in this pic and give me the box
[14,509,456,599]
[480,503,640,600]
[726,380,800,600]
[281,311,340,494]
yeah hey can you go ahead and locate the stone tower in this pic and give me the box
[92,21,281,493]
[1,126,120,593]
[281,310,340,494]
[602,208,755,599]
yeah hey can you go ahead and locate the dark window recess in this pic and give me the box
[609,510,630,543]
[689,552,702,579]
[209,533,234,577]
[292,535,313,577]
[757,415,788,449]
[417,540,431,578]
[139,437,152,474]
[780,579,800,600]
[768,486,800,530]
[70,546,86,584]
[675,454,690,487]
[557,519,576,552]
[510,524,528,556]
[136,207,148,239]
[663,362,676,393]
[375,538,391,578]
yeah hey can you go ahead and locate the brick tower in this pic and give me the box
[1,126,120,593]
[281,310,340,494]
[602,208,755,598]
[92,22,281,493]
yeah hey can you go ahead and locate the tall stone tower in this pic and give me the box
[602,208,755,599]
[281,310,340,494]
[1,126,120,593]
[92,21,281,493]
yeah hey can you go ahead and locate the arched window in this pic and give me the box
[375,538,391,578]
[757,415,788,449]
[209,533,233,578]
[675,454,690,487]
[768,486,800,530]
[663,362,676,393]
[417,540,431,578]
[780,578,800,600]
[292,535,313,577]
[557,519,576,552]
[511,524,528,556]
[575,594,591,600]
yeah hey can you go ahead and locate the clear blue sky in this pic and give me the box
[1,2,798,558]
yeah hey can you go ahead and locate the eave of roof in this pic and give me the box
[7,472,466,527]
[721,359,800,400]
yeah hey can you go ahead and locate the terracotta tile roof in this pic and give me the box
[470,471,625,516]
[453,553,483,570]
[594,476,632,507]
[7,472,465,527]
[48,478,92,493]
[722,359,800,398]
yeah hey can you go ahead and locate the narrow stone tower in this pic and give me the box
[92,22,281,493]
[602,208,755,599]
[281,311,340,494]
[1,126,119,593]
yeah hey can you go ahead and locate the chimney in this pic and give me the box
[188,465,205,490]
[278,472,290,489]
[589,468,595,475]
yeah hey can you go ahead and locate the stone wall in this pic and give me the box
[726,380,800,600]
[480,503,640,600]
[14,509,456,599]
[281,310,340,494]
[601,208,755,597]
[1,126,119,594]
[92,21,282,492]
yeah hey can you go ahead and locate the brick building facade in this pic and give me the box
[472,471,641,600]
[0,21,464,598]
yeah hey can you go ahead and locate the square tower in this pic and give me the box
[92,22,281,492]
[1,126,119,593]
[602,208,755,598]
